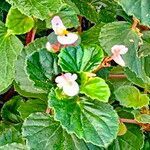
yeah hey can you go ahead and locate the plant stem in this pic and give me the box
[120,118,137,124]
[132,17,139,30]
[109,74,127,79]
[26,28,36,45]
[77,15,82,34]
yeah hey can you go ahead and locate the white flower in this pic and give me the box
[55,73,79,96]
[51,16,78,45]
[111,45,128,66]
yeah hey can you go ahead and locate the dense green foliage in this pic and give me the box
[0,0,149,150]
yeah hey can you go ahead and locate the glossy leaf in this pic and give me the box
[18,98,47,119]
[26,48,61,91]
[6,8,34,35]
[115,85,149,108]
[80,72,110,102]
[117,0,150,26]
[0,143,29,150]
[15,37,47,99]
[0,21,23,93]
[22,112,101,150]
[108,124,144,150]
[58,45,104,72]
[48,89,119,147]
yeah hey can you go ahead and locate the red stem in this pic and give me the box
[120,118,138,124]
[26,28,36,45]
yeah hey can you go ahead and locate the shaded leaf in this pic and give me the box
[0,125,23,146]
[18,98,47,119]
[15,37,47,99]
[1,96,23,123]
[108,124,144,150]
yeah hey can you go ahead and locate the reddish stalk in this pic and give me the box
[26,28,36,45]
[77,15,82,34]
[120,118,138,124]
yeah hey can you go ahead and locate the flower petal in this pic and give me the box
[112,55,125,66]
[51,16,66,35]
[57,33,78,45]
[63,82,79,96]
[111,45,128,55]
[46,42,51,51]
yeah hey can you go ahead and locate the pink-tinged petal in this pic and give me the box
[46,42,51,51]
[112,55,125,66]
[57,33,78,45]
[111,45,128,55]
[51,16,66,35]
[63,82,79,96]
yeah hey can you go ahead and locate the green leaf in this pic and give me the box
[6,0,65,20]
[0,0,10,22]
[58,45,104,72]
[1,96,23,123]
[15,37,47,99]
[138,31,150,57]
[132,110,150,124]
[108,124,144,150]
[80,72,110,102]
[124,68,150,92]
[22,112,101,150]
[71,0,99,23]
[18,98,47,119]
[26,48,61,91]
[46,4,79,29]
[0,126,23,146]
[0,143,29,150]
[117,122,127,136]
[115,85,149,108]
[81,24,104,45]
[6,8,34,35]
[100,22,139,71]
[48,89,119,147]
[117,0,150,26]
[99,22,150,91]
[0,21,23,92]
